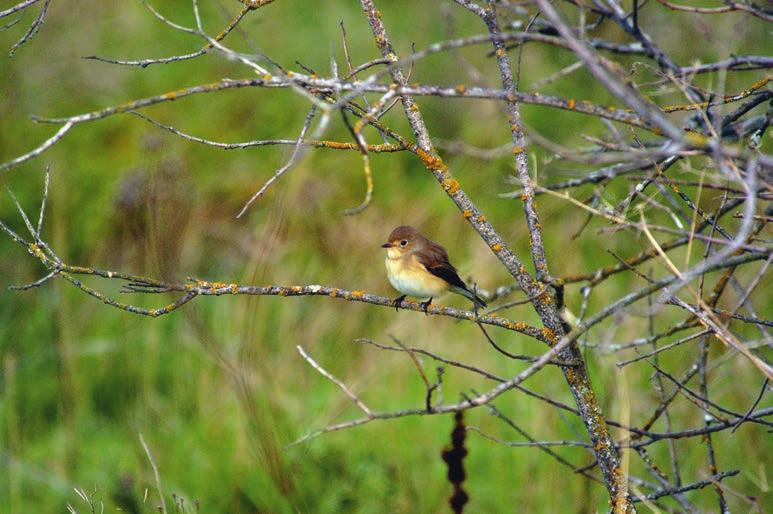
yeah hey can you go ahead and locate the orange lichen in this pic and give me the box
[567,99,576,109]
[325,141,352,150]
[541,327,556,342]
[512,146,524,154]
[495,48,506,57]
[745,76,769,92]
[263,73,272,81]
[514,321,527,331]
[416,148,446,171]
[476,214,486,223]
[230,284,239,294]
[455,84,466,94]
[462,209,473,219]
[351,290,365,298]
[442,178,460,194]
[491,243,503,252]
[162,92,177,100]
[429,159,447,172]
[329,288,339,298]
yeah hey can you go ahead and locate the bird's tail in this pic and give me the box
[451,285,487,309]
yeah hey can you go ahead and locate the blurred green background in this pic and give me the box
[1,0,770,512]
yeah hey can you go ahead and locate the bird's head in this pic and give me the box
[381,225,421,256]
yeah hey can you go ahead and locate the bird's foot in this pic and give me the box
[393,295,407,312]
[420,297,433,316]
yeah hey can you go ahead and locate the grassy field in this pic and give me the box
[1,1,771,512]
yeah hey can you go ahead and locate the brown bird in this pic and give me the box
[381,225,487,313]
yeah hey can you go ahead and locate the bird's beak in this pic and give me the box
[381,242,392,248]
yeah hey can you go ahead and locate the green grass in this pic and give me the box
[1,1,771,512]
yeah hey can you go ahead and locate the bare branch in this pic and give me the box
[297,346,372,416]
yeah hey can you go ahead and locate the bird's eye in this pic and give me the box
[400,240,408,246]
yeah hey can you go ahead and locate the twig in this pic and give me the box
[633,470,739,503]
[297,346,372,416]
[0,121,73,174]
[480,402,602,483]
[616,330,711,368]
[731,379,769,433]
[7,0,49,56]
[236,106,317,218]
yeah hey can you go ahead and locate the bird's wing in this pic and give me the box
[416,241,469,290]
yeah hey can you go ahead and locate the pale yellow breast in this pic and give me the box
[385,253,449,299]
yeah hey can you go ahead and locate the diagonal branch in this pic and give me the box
[292,332,578,445]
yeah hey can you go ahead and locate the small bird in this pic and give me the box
[381,225,487,313]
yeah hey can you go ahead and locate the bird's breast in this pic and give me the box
[385,254,449,299]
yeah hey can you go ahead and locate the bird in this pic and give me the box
[381,225,487,313]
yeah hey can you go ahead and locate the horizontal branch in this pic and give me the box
[130,111,405,153]
[5,73,769,176]
[31,76,649,128]
[468,427,593,448]
[0,220,551,343]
